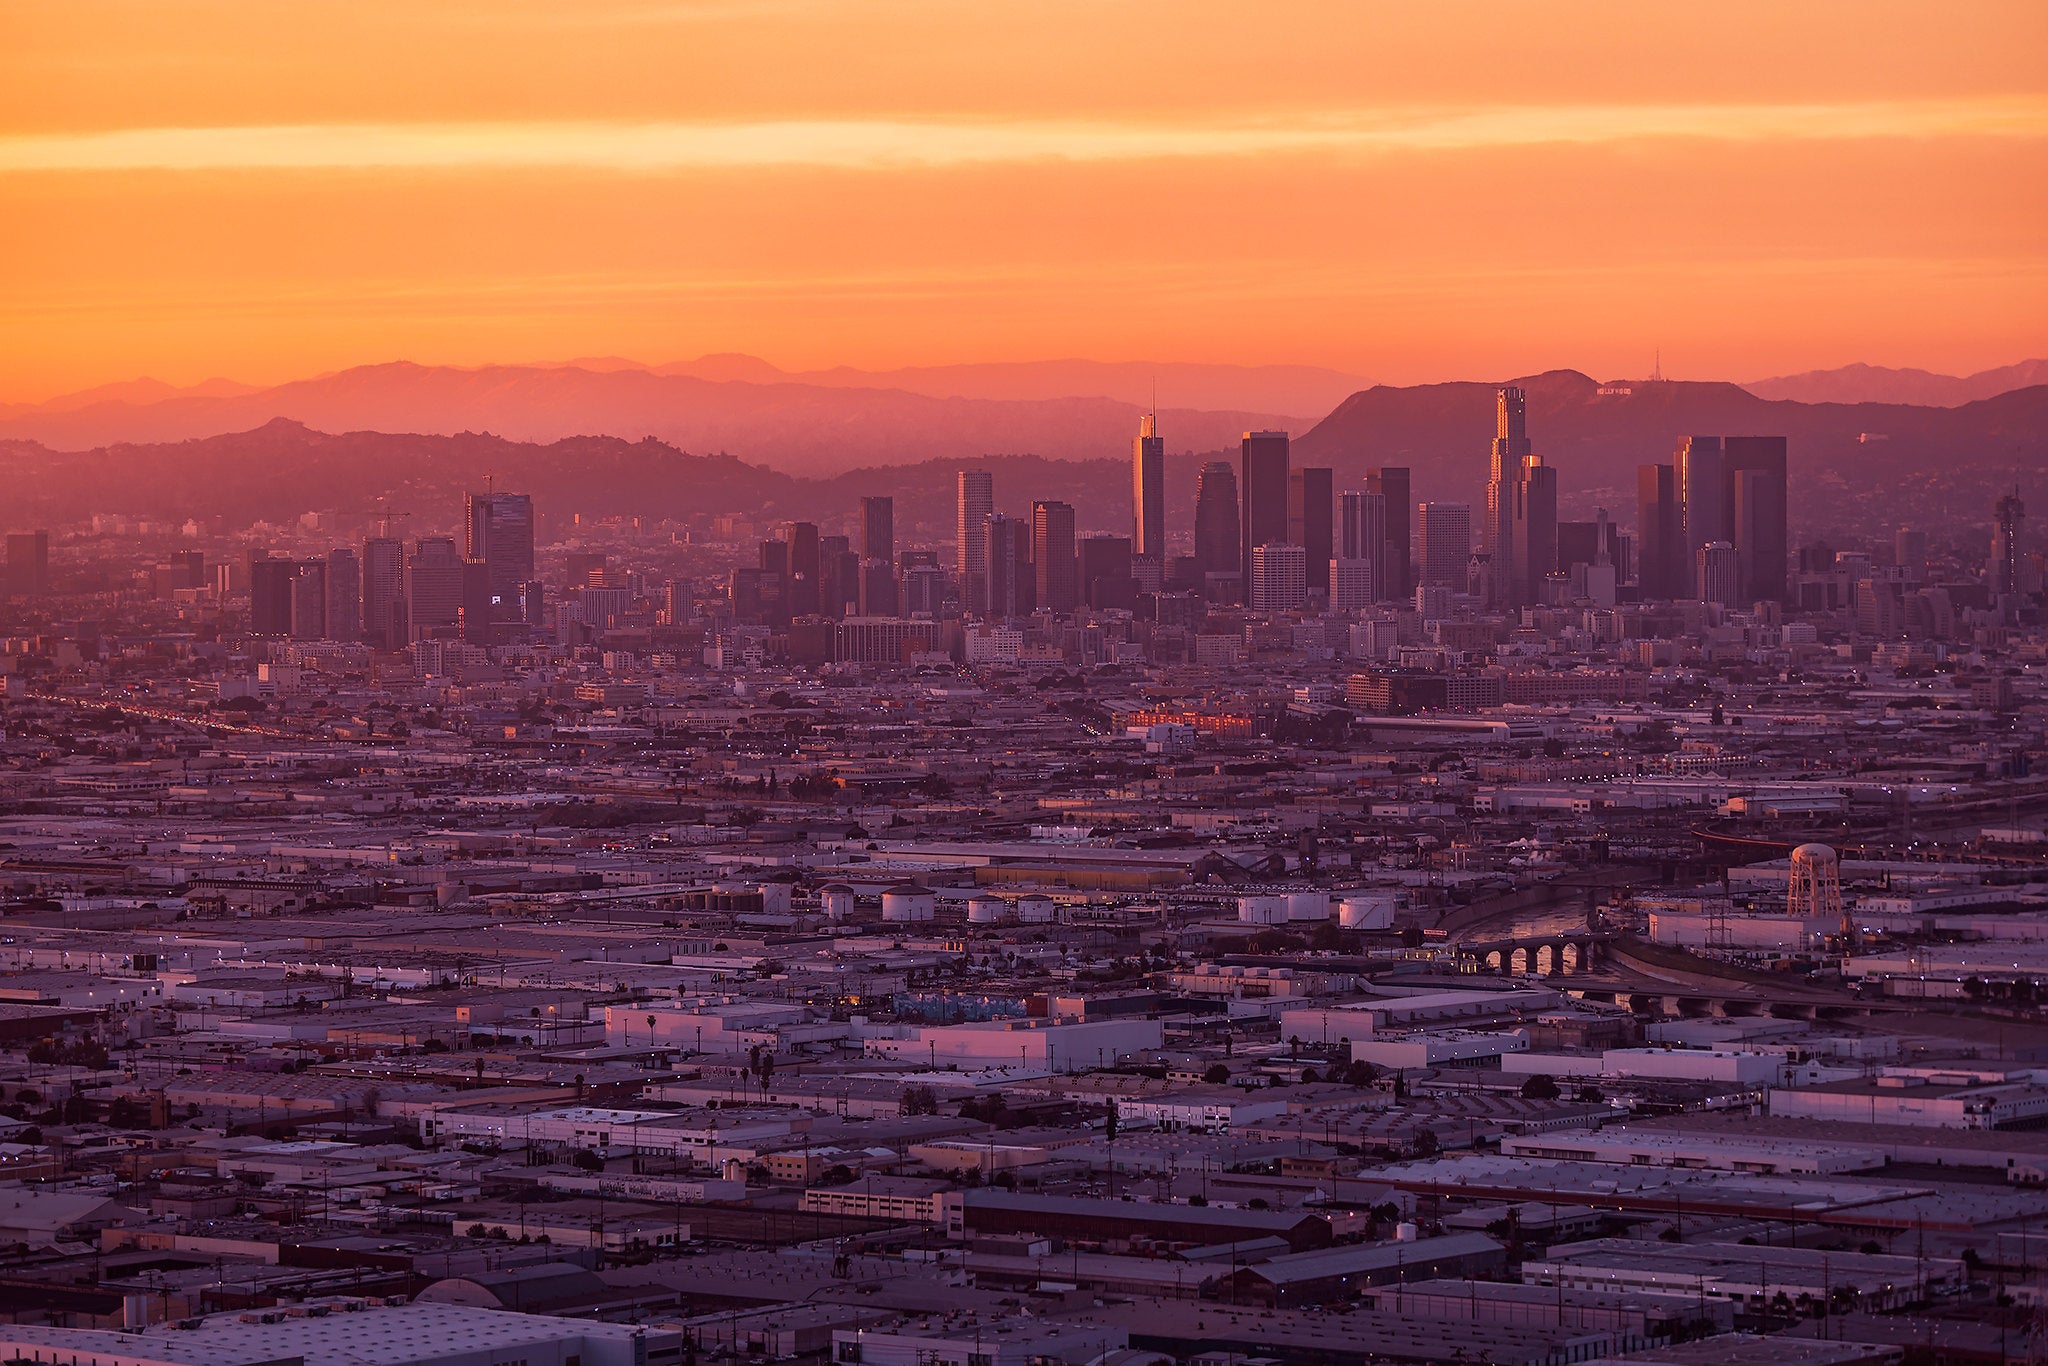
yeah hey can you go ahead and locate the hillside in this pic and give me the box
[0,362,1301,476]
[2,373,2040,547]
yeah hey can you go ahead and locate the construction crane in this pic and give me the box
[346,507,413,539]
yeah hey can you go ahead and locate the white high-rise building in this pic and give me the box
[1250,542,1308,611]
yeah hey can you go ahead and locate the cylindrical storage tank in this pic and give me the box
[1395,1221,1419,1241]
[1287,891,1331,922]
[966,895,1006,924]
[1338,895,1396,930]
[756,883,793,915]
[1016,895,1057,923]
[881,884,936,922]
[1237,895,1288,925]
[723,1156,747,1184]
[819,885,856,921]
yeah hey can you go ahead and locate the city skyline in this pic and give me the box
[1,7,2046,1364]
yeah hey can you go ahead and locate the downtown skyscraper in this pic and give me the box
[1677,435,1788,603]
[1239,430,1290,591]
[1993,488,2027,603]
[1032,500,1078,615]
[1336,490,1387,608]
[1636,463,1684,599]
[1485,387,1531,606]
[464,491,536,620]
[1193,461,1241,600]
[1510,455,1558,608]
[1418,501,1472,589]
[1364,467,1411,600]
[956,470,994,614]
[1132,414,1165,565]
[858,496,897,616]
[1288,467,1335,601]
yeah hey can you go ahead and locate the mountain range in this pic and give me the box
[0,360,1348,474]
[4,370,2039,547]
[1741,359,2048,407]
[4,356,2040,485]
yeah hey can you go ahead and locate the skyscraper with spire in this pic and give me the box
[1485,386,1531,606]
[1132,413,1165,565]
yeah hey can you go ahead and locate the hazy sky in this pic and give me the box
[4,0,2044,400]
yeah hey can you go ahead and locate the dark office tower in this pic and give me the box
[729,568,774,625]
[4,531,50,596]
[172,549,206,585]
[956,470,994,613]
[983,513,1026,619]
[1895,527,1929,576]
[326,548,361,642]
[1287,467,1335,599]
[1193,461,1241,598]
[1364,467,1412,599]
[250,559,297,635]
[564,552,608,590]
[1239,431,1290,589]
[1557,519,1624,574]
[1079,535,1134,611]
[759,538,789,580]
[1993,489,2026,598]
[819,535,856,618]
[1723,436,1788,604]
[902,563,947,617]
[859,558,899,616]
[859,496,895,566]
[1338,491,1387,607]
[463,492,536,618]
[459,559,495,644]
[1510,456,1558,607]
[783,522,821,616]
[522,581,546,628]
[1635,463,1681,598]
[1418,502,1472,588]
[1675,435,1725,596]
[1484,387,1532,605]
[361,536,404,648]
[1031,501,1078,614]
[404,537,466,641]
[289,559,328,640]
[1132,413,1165,562]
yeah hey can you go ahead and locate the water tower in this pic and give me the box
[1788,843,1846,941]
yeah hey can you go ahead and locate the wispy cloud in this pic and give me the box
[4,97,2042,174]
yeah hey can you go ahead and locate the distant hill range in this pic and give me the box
[1,369,2040,546]
[0,358,1358,474]
[1742,359,2048,407]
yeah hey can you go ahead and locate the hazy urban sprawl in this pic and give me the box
[0,362,2043,1366]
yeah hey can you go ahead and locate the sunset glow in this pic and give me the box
[4,0,2044,398]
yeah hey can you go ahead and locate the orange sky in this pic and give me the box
[4,0,2045,401]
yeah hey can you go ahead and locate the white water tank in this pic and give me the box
[881,884,936,922]
[966,895,1007,924]
[1338,894,1397,930]
[1238,895,1289,925]
[1395,1221,1419,1241]
[819,884,856,920]
[1287,891,1331,922]
[756,883,792,915]
[1016,895,1057,923]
